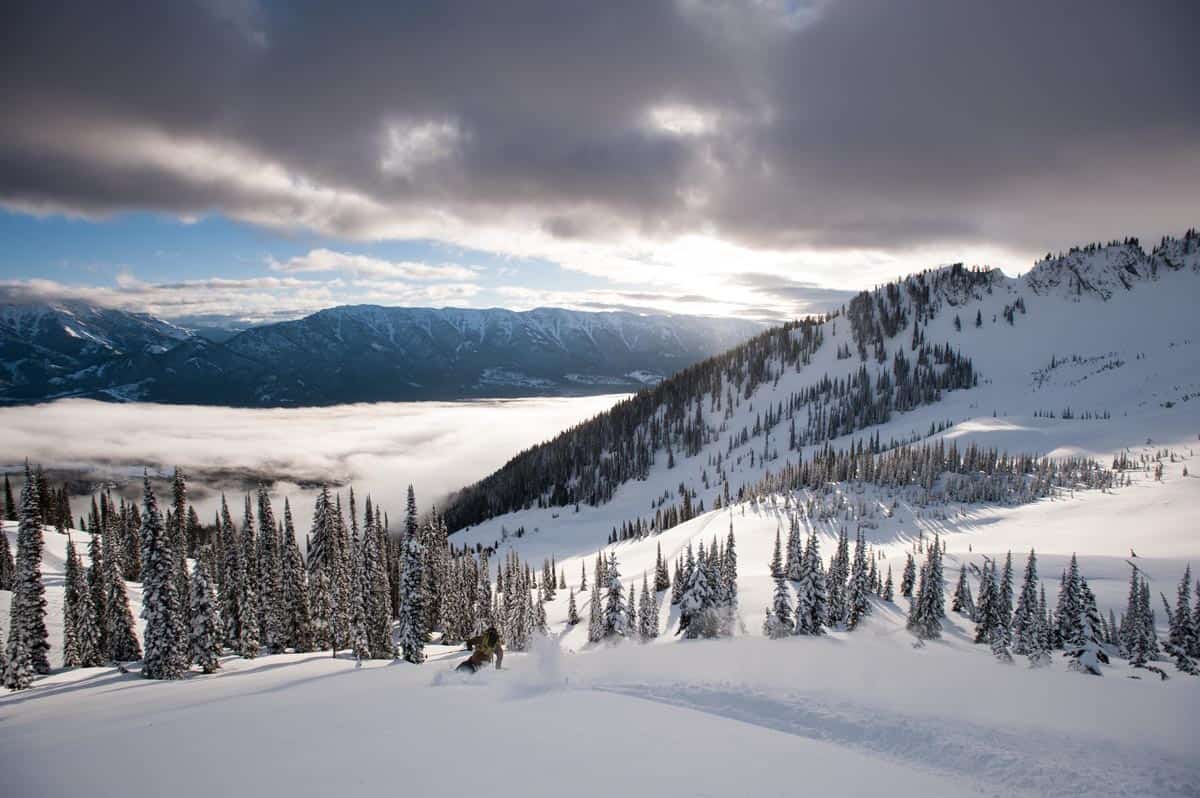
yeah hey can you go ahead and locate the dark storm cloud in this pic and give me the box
[1,0,1196,256]
[735,273,856,312]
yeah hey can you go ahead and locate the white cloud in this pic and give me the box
[0,395,624,535]
[268,248,478,281]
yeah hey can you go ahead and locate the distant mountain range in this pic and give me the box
[0,303,762,406]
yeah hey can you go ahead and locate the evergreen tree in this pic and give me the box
[952,566,974,619]
[139,474,186,680]
[170,468,190,632]
[784,516,803,581]
[638,575,659,641]
[1168,565,1197,659]
[974,560,996,644]
[654,542,670,591]
[882,565,894,602]
[2,473,14,522]
[586,578,603,643]
[237,498,261,659]
[361,505,394,658]
[1066,567,1108,676]
[0,511,14,591]
[901,553,916,598]
[4,466,51,684]
[189,558,222,673]
[1056,556,1084,649]
[280,500,312,653]
[86,513,109,658]
[396,520,426,663]
[998,551,1014,646]
[1011,550,1040,656]
[907,537,944,640]
[764,577,793,639]
[567,587,580,626]
[794,530,827,635]
[103,533,141,663]
[603,552,628,640]
[62,538,83,668]
[846,529,871,630]
[256,484,285,653]
[308,569,333,651]
[769,528,783,578]
[217,496,242,647]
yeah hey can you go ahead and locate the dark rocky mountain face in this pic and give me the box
[0,302,761,406]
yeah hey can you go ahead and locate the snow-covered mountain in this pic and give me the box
[0,304,760,405]
[445,231,1200,538]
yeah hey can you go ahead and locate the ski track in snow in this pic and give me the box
[590,682,1200,798]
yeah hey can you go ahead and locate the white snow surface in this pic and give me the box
[3,243,1200,796]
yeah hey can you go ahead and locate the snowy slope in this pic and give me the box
[3,460,1199,797]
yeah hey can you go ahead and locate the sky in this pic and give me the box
[1,0,1196,328]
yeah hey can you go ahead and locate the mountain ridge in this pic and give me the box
[0,302,762,406]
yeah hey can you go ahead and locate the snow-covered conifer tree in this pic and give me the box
[567,587,580,626]
[139,474,186,680]
[846,529,871,630]
[654,542,670,592]
[103,534,141,663]
[1012,549,1039,655]
[396,521,426,663]
[952,566,974,619]
[603,552,627,640]
[62,538,83,667]
[638,574,658,641]
[189,558,221,673]
[764,578,793,639]
[280,500,313,653]
[901,552,916,598]
[882,565,894,602]
[769,528,783,578]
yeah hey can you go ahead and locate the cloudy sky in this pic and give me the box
[1,0,1195,327]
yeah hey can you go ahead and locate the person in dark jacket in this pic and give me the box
[456,626,503,673]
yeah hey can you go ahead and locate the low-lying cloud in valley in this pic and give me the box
[0,396,624,534]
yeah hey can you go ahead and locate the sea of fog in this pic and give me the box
[0,395,626,535]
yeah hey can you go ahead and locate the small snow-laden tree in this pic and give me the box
[586,579,603,643]
[764,578,793,639]
[139,474,186,680]
[396,528,426,664]
[74,561,104,667]
[189,558,222,674]
[654,542,670,592]
[0,508,15,590]
[280,505,313,653]
[997,551,1014,647]
[362,518,394,659]
[217,496,241,648]
[625,577,638,638]
[719,524,739,637]
[1056,555,1084,650]
[566,588,580,626]
[952,566,974,620]
[846,530,871,630]
[534,590,549,637]
[901,553,916,598]
[1168,565,1197,660]
[1012,550,1040,656]
[882,565,895,602]
[638,575,659,641]
[308,568,333,651]
[908,539,945,641]
[974,559,996,645]
[794,530,826,635]
[103,532,142,663]
[603,552,628,640]
[62,538,83,668]
[1066,568,1109,676]
[8,465,51,678]
[238,509,261,660]
[785,515,803,581]
[769,528,783,579]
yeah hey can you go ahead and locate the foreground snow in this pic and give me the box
[3,631,1197,798]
